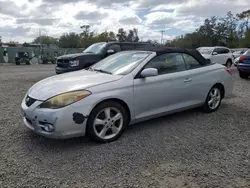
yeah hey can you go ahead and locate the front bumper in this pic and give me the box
[21,95,93,139]
[55,66,82,74]
[237,63,250,73]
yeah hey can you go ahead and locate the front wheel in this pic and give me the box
[203,85,222,113]
[239,71,249,79]
[86,101,129,143]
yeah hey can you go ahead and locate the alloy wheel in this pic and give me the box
[208,88,221,110]
[93,107,123,140]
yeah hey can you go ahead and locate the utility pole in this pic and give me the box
[39,28,43,64]
[39,28,42,44]
[160,30,165,45]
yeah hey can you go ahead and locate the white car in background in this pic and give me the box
[197,47,234,68]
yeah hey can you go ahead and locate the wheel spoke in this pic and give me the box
[208,99,214,106]
[99,127,108,138]
[212,100,217,108]
[104,108,111,119]
[112,113,122,122]
[94,118,105,126]
[111,126,119,134]
[214,89,218,96]
[210,91,215,98]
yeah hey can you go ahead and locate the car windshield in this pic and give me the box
[90,51,152,75]
[198,48,213,54]
[243,49,250,55]
[84,42,106,54]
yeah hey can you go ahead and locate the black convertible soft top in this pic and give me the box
[152,47,211,66]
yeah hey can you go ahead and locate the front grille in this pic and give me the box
[25,96,37,107]
[57,59,69,67]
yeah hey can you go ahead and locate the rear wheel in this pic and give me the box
[239,71,249,79]
[225,60,232,68]
[203,85,222,113]
[25,60,31,65]
[86,101,129,143]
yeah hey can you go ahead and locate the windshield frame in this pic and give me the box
[243,49,250,55]
[83,42,106,54]
[90,51,153,75]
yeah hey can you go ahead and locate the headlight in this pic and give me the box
[69,59,79,67]
[40,90,91,109]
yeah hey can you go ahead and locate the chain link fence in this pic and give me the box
[0,47,84,64]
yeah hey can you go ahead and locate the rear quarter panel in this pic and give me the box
[189,63,233,102]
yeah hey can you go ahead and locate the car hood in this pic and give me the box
[28,70,123,100]
[57,52,93,59]
[200,54,211,59]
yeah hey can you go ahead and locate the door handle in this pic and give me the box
[184,78,192,83]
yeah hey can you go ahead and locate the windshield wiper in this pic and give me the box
[93,69,112,74]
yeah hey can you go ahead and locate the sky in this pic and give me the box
[0,0,250,43]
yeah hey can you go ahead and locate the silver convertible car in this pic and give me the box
[21,48,233,142]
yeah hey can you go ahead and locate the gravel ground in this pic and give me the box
[0,64,250,188]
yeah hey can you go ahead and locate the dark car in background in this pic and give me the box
[55,42,154,74]
[237,48,250,79]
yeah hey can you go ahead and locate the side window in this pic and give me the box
[107,44,121,53]
[144,53,186,75]
[214,48,228,54]
[182,53,201,69]
[224,48,230,54]
[213,48,222,54]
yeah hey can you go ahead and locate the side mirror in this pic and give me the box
[212,52,218,55]
[107,49,115,54]
[140,68,158,78]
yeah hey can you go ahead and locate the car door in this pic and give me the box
[133,52,192,120]
[182,53,210,104]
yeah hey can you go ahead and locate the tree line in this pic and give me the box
[31,9,250,49]
[166,9,250,48]
[33,26,139,48]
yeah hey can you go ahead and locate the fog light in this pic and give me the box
[43,124,55,132]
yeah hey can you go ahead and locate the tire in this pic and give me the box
[225,60,232,68]
[42,60,48,64]
[203,85,223,113]
[86,101,129,143]
[16,61,20,65]
[239,71,249,79]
